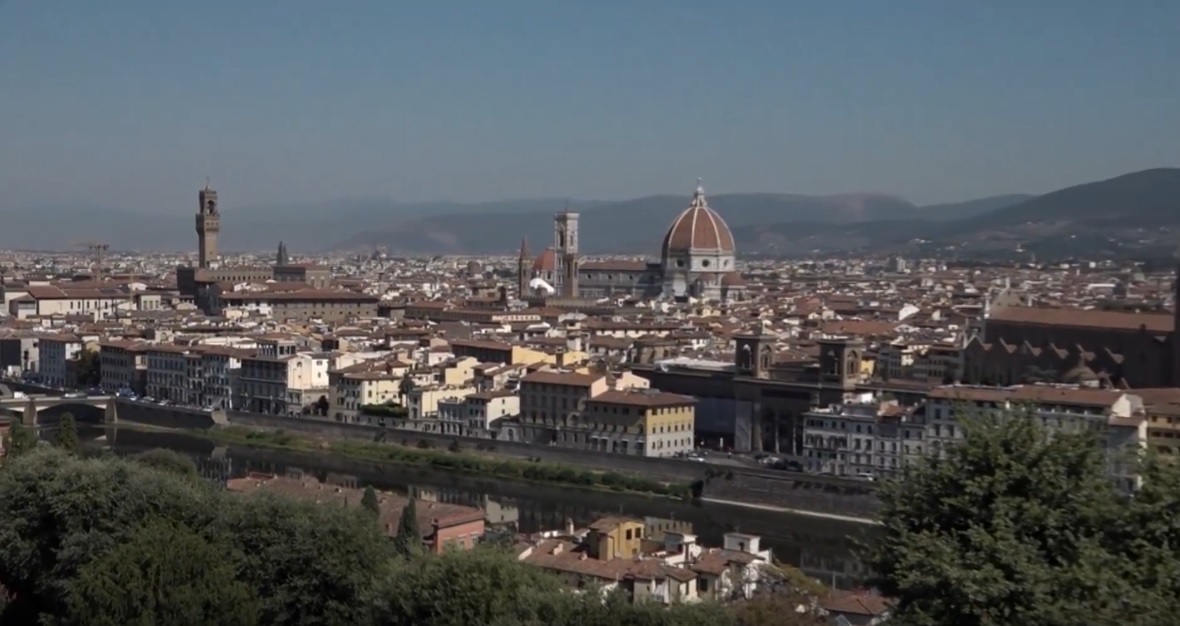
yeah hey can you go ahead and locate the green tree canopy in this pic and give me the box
[393,498,421,557]
[362,485,380,516]
[64,520,259,626]
[55,413,80,454]
[865,410,1171,626]
[380,546,566,626]
[75,348,102,386]
[4,420,38,457]
[207,493,394,626]
[0,448,221,620]
[131,448,200,479]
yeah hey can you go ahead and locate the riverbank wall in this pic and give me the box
[110,400,879,518]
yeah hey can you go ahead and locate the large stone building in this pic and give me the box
[961,271,1180,389]
[175,183,331,309]
[520,181,746,302]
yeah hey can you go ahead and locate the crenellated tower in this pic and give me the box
[196,181,221,269]
[554,209,579,298]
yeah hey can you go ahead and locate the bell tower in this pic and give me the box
[554,209,579,298]
[734,326,775,378]
[517,237,530,297]
[817,337,864,390]
[196,181,221,269]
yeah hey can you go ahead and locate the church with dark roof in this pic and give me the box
[517,181,746,302]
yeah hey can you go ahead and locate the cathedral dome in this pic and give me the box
[661,181,735,255]
[721,271,746,286]
[532,247,557,272]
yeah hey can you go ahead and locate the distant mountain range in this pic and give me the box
[2,168,1178,260]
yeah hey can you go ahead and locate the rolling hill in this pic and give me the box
[330,192,924,255]
[2,168,1175,260]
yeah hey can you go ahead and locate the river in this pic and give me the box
[89,426,874,590]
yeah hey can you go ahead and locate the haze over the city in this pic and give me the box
[2,0,1177,212]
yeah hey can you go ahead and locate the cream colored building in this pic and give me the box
[437,391,520,437]
[578,389,696,457]
[328,359,412,424]
[8,284,161,320]
[406,384,478,423]
[235,351,331,415]
[449,338,587,368]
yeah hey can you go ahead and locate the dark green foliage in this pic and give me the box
[64,521,259,626]
[5,420,38,457]
[379,548,743,626]
[398,376,416,399]
[393,498,421,557]
[206,494,394,626]
[55,413,79,454]
[131,448,199,478]
[360,404,408,418]
[380,546,565,626]
[75,349,101,386]
[0,447,824,626]
[362,485,380,515]
[0,448,392,626]
[0,448,222,619]
[865,410,1177,626]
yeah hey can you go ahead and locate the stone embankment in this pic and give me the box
[110,399,879,520]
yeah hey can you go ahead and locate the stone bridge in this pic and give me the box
[0,394,118,427]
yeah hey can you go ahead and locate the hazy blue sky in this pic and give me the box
[2,0,1178,212]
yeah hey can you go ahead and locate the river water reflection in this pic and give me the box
[95,427,873,589]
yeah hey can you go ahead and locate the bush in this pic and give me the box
[359,404,409,418]
[132,449,200,479]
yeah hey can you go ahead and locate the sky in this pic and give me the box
[2,0,1178,212]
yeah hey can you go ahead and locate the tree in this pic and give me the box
[132,449,199,479]
[865,409,1166,626]
[361,485,380,516]
[393,498,422,557]
[206,493,394,626]
[5,421,38,457]
[55,413,80,454]
[0,448,223,621]
[75,348,101,387]
[378,546,566,626]
[64,521,258,626]
[377,547,737,626]
[399,376,416,402]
